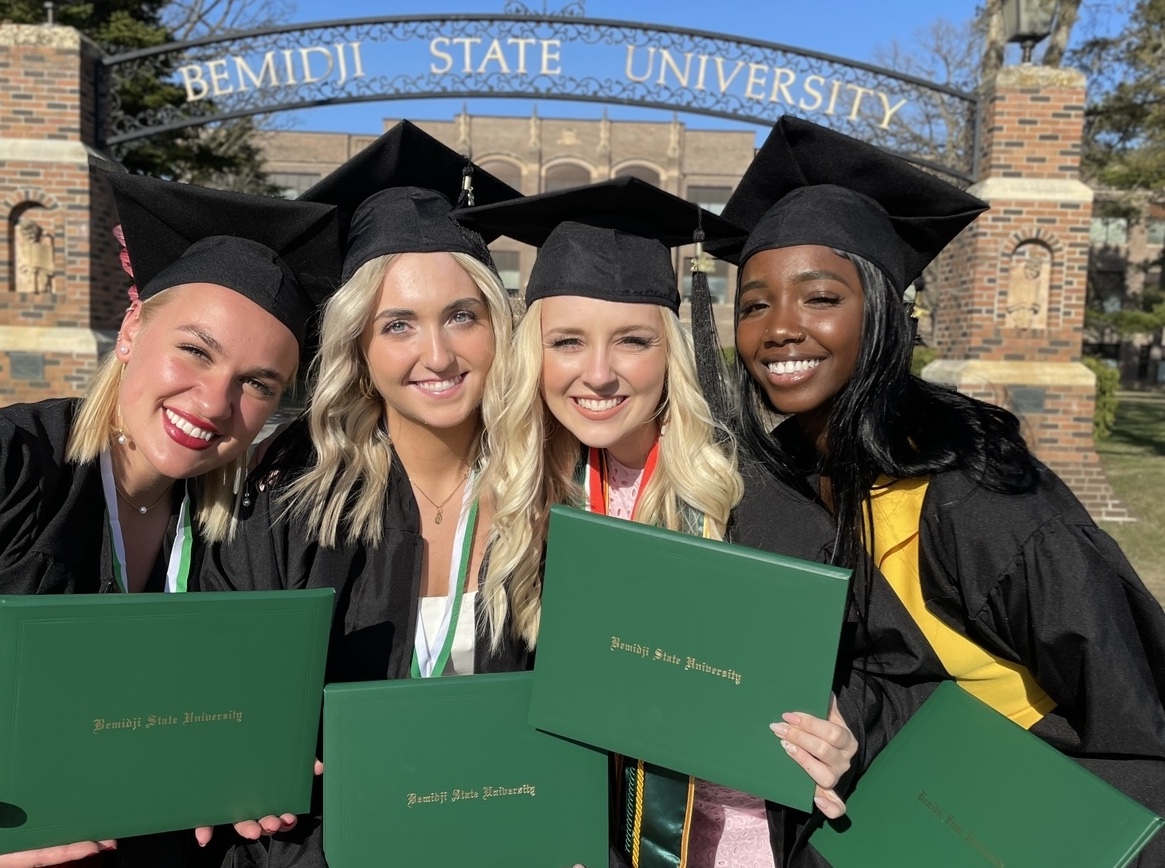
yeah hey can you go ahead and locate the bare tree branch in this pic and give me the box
[1042,0,1083,66]
[979,0,1006,83]
[161,0,297,42]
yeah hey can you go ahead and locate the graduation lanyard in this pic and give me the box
[411,476,479,679]
[584,438,661,520]
[99,450,192,594]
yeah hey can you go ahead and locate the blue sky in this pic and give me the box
[274,0,984,135]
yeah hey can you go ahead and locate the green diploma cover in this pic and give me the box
[0,589,333,853]
[810,681,1164,867]
[528,506,851,811]
[322,671,608,868]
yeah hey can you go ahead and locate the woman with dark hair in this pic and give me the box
[713,115,1165,866]
[0,174,341,867]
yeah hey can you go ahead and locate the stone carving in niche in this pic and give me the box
[14,216,56,294]
[1005,241,1051,329]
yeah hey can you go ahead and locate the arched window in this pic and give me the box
[544,163,591,192]
[478,160,522,193]
[614,165,661,188]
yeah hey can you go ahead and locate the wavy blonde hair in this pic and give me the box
[479,299,743,651]
[283,251,513,547]
[66,290,250,543]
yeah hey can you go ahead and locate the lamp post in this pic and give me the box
[1002,0,1059,64]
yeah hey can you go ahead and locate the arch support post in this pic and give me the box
[925,65,1129,520]
[0,24,123,406]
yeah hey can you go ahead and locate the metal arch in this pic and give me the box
[101,12,980,182]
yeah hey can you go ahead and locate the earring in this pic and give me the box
[114,405,128,445]
[113,361,129,446]
[118,346,128,355]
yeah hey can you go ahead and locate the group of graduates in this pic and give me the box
[1,115,1163,868]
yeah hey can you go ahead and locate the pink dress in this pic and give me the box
[688,780,776,868]
[604,451,644,519]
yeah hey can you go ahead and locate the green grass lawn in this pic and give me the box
[1097,394,1165,601]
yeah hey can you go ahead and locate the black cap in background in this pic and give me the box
[106,172,342,350]
[299,120,522,282]
[453,176,745,312]
[710,115,988,292]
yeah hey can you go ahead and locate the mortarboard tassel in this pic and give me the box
[457,159,475,208]
[688,212,732,424]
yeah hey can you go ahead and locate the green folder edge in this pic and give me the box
[810,681,1164,868]
[322,671,610,868]
[530,505,851,811]
[0,589,334,849]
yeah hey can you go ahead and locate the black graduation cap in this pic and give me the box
[106,172,342,350]
[298,120,522,283]
[452,176,746,313]
[710,115,988,292]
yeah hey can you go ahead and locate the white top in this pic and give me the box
[419,590,477,676]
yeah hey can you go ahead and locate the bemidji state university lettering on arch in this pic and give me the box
[101,2,979,182]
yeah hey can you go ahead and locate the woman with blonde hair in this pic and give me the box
[0,173,340,867]
[456,177,857,868]
[197,121,523,868]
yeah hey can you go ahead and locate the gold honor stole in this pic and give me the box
[867,477,1055,729]
[620,524,712,868]
[581,444,708,867]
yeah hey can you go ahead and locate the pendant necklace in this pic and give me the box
[114,483,172,515]
[412,466,470,525]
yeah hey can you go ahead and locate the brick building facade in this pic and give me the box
[927,65,1127,519]
[0,24,123,406]
[0,23,1126,518]
[257,113,756,344]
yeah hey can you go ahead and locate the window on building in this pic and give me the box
[614,165,662,188]
[1148,219,1165,246]
[267,172,321,199]
[687,185,731,215]
[682,256,730,305]
[1090,269,1126,313]
[491,249,521,296]
[478,160,522,192]
[544,164,590,192]
[1090,216,1129,247]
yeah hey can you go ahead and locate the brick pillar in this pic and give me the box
[925,65,1130,521]
[0,24,124,407]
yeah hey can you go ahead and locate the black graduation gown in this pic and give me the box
[195,418,529,868]
[750,422,1165,867]
[0,398,223,868]
[849,465,1165,866]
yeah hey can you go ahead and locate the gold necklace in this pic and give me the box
[412,467,470,525]
[114,483,172,516]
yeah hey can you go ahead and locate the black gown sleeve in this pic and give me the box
[919,468,1165,866]
[0,399,111,595]
[920,470,1165,759]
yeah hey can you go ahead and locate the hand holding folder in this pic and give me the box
[0,590,333,853]
[773,694,859,818]
[529,506,852,811]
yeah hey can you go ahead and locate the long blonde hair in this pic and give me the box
[479,299,743,651]
[66,290,248,543]
[283,251,513,547]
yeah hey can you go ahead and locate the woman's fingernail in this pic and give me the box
[814,795,832,814]
[783,712,802,725]
[770,722,789,737]
[781,739,797,754]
